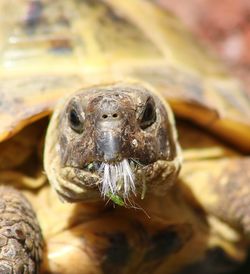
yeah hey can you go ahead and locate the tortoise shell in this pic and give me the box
[0,0,249,151]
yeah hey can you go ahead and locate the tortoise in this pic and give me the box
[0,0,249,273]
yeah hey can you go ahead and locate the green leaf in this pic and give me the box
[106,192,124,206]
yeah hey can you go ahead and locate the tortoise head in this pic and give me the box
[44,83,182,204]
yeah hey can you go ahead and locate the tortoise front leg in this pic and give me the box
[0,186,43,273]
[181,157,250,236]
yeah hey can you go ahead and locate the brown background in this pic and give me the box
[157,0,250,93]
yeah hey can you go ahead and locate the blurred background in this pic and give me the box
[156,0,250,94]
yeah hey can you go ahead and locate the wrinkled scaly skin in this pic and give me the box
[0,0,249,274]
[0,187,43,274]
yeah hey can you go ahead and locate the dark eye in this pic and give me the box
[140,97,156,130]
[68,108,84,133]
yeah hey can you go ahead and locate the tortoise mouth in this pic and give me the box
[82,158,145,199]
[82,158,144,173]
[60,158,178,205]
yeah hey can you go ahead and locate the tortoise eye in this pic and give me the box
[140,97,156,130]
[68,108,84,133]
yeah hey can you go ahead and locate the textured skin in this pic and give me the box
[181,157,250,235]
[31,185,242,274]
[0,187,43,274]
[216,159,250,234]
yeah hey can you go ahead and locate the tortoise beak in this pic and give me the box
[96,128,123,162]
[95,97,126,163]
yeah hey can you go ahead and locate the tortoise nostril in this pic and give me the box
[101,113,119,119]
